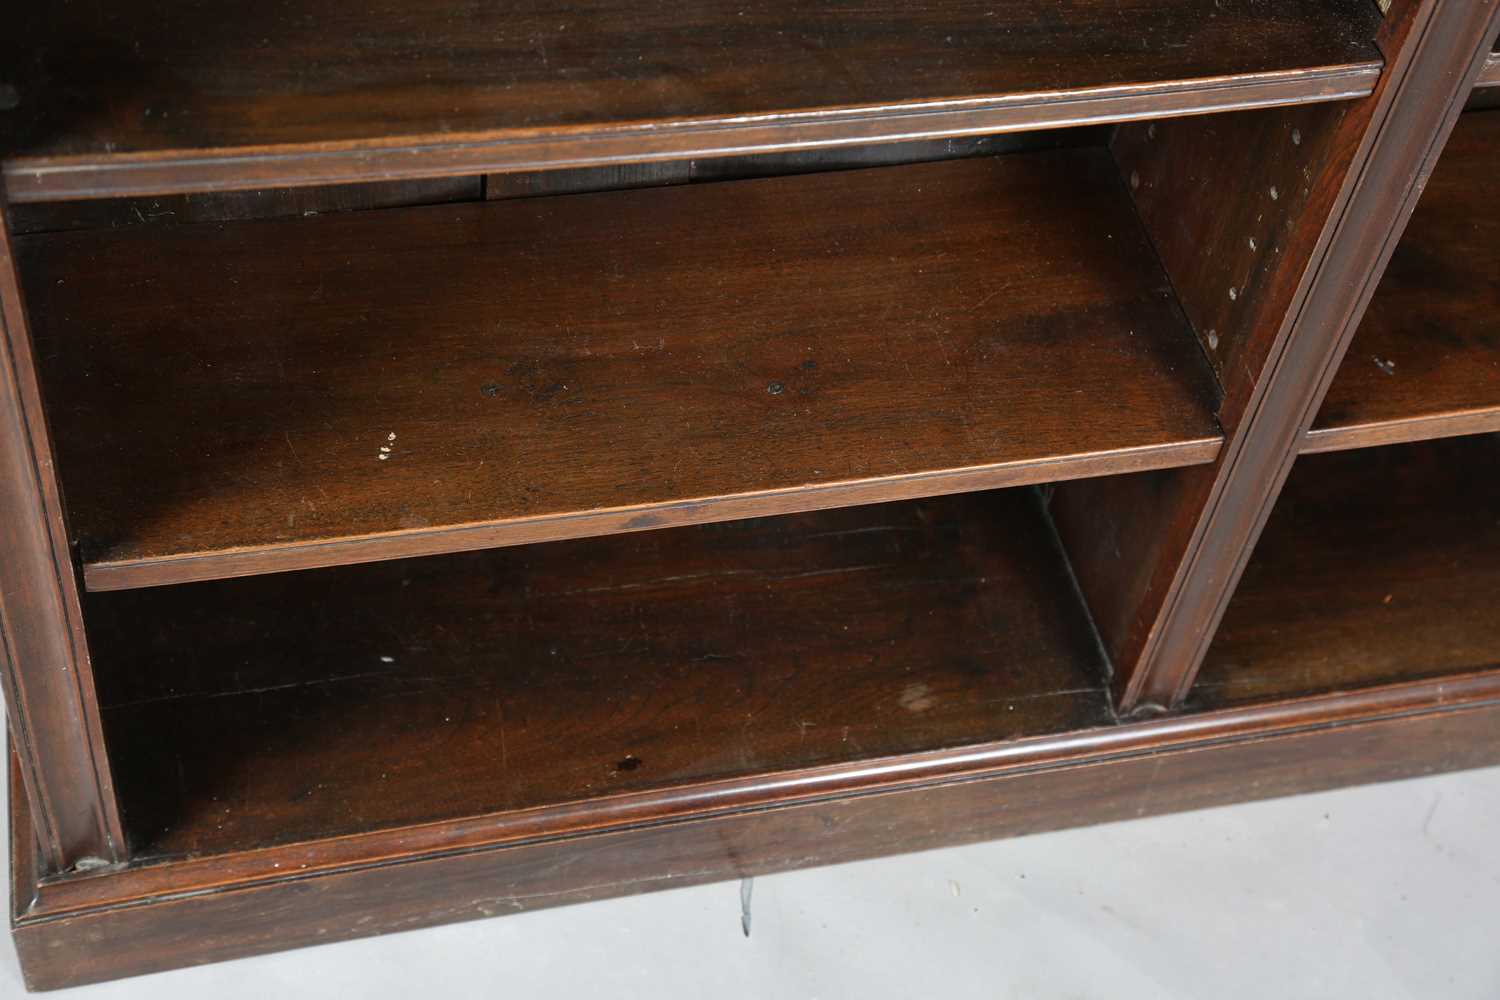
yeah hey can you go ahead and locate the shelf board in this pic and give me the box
[21,151,1224,591]
[83,489,1113,860]
[1479,50,1500,90]
[1305,111,1500,454]
[0,0,1384,202]
[1194,435,1500,710]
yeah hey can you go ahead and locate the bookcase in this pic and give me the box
[0,0,1496,988]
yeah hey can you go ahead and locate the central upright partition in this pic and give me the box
[3,0,1500,989]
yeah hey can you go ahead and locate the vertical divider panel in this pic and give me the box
[0,195,125,870]
[1050,96,1370,715]
[1050,0,1500,714]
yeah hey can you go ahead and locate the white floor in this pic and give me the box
[3,764,1498,999]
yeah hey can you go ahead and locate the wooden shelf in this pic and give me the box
[0,0,1384,202]
[1194,435,1500,710]
[20,151,1223,592]
[83,489,1113,860]
[1478,48,1500,89]
[1305,111,1500,454]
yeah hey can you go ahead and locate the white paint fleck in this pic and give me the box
[378,453,390,461]
[1129,170,1140,190]
[1228,287,1237,301]
[1269,186,1280,201]
[388,432,397,441]
[1292,129,1302,146]
[1249,237,1257,251]
[900,682,937,713]
[380,655,395,664]
[1207,331,1220,351]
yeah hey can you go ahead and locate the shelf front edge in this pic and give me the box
[1478,52,1500,88]
[82,437,1222,592]
[1302,408,1500,453]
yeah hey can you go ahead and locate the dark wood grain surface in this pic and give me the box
[1307,111,1500,453]
[20,151,1222,591]
[0,0,1383,200]
[84,490,1111,859]
[1195,435,1500,709]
